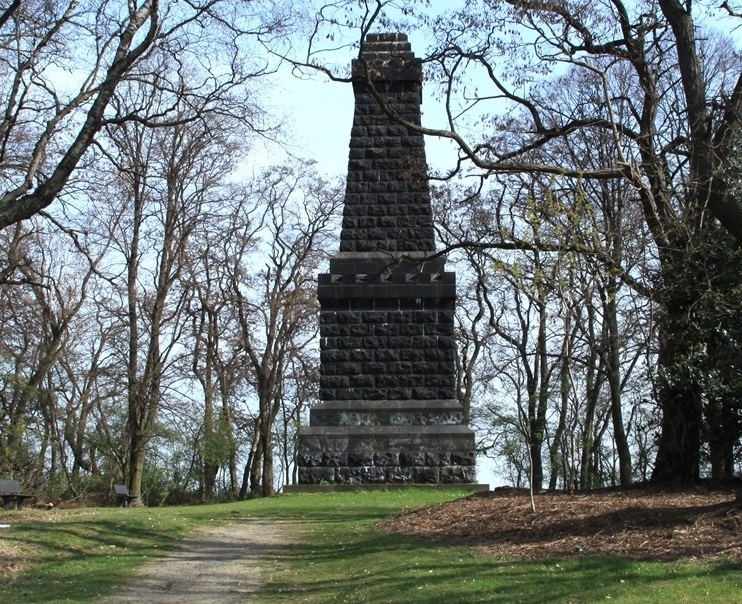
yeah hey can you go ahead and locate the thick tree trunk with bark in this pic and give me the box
[651,250,703,484]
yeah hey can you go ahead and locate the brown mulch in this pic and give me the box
[379,486,742,563]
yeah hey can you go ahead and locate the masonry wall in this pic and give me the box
[295,33,477,486]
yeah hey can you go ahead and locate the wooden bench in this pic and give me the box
[113,484,136,507]
[0,479,34,510]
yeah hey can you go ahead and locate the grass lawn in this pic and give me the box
[246,490,742,603]
[1,488,740,603]
[1,500,242,601]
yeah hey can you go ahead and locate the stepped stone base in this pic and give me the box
[297,422,476,485]
[283,483,490,493]
[295,33,478,487]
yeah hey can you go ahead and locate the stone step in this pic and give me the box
[299,424,474,438]
[309,400,467,427]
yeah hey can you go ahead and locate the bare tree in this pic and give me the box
[299,0,742,483]
[0,220,98,483]
[228,166,341,497]
[182,193,261,500]
[0,0,292,228]
[88,89,248,503]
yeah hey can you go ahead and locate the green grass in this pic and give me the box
[1,502,233,601]
[243,490,742,603]
[2,489,741,603]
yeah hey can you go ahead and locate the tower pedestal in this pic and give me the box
[295,33,478,486]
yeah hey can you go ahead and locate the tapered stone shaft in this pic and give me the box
[296,33,477,485]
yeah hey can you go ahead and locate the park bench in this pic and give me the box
[113,484,136,507]
[0,479,34,510]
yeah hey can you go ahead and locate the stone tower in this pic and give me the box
[295,33,477,485]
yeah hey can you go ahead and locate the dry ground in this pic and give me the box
[380,485,742,563]
[0,518,294,603]
[97,519,294,604]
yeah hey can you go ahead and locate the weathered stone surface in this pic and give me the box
[295,33,477,486]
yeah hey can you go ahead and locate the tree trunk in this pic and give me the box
[604,281,633,486]
[549,345,571,491]
[262,426,275,497]
[126,434,147,507]
[249,433,263,495]
[651,306,702,484]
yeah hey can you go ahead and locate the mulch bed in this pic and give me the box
[379,486,742,562]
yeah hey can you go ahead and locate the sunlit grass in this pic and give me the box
[1,501,248,601]
[246,490,742,603]
[2,489,740,602]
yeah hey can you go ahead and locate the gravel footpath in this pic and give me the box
[97,519,292,603]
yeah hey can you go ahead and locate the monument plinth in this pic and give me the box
[295,33,478,486]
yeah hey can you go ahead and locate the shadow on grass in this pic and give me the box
[259,529,742,603]
[2,514,187,601]
[3,491,739,603]
[242,491,742,603]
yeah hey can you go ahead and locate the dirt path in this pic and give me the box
[97,519,294,603]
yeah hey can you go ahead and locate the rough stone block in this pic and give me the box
[321,350,349,364]
[297,452,324,467]
[425,374,454,387]
[376,349,401,362]
[413,467,440,482]
[348,452,375,467]
[387,388,412,400]
[425,452,451,466]
[319,388,336,401]
[387,467,415,483]
[375,452,400,466]
[400,451,426,466]
[323,453,348,467]
[412,337,437,350]
[425,323,454,336]
[362,361,387,374]
[412,387,439,400]
[376,374,399,388]
[336,362,362,375]
[320,337,337,350]
[399,349,425,362]
[350,374,376,388]
[299,467,336,484]
[399,323,424,336]
[363,387,388,400]
[376,324,400,337]
[336,468,364,484]
[296,33,477,486]
[349,324,372,337]
[441,466,476,483]
[362,311,387,323]
[413,361,439,374]
[350,349,374,362]
[396,375,424,387]
[451,451,476,466]
[424,349,456,362]
[389,361,413,374]
[362,336,385,349]
[361,466,387,483]
[387,336,412,350]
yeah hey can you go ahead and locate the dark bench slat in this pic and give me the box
[0,478,33,510]
[113,484,137,506]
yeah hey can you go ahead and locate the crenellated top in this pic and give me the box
[351,32,421,84]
